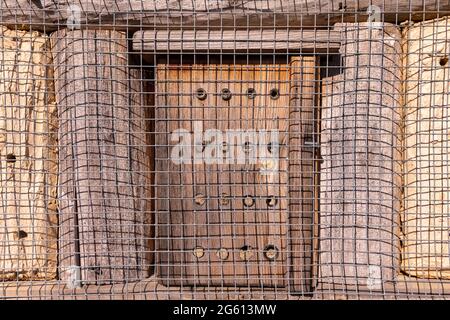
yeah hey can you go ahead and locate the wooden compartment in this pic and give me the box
[154,58,317,288]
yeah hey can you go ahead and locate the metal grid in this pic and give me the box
[0,1,449,300]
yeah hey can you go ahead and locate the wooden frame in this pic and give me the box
[154,63,292,288]
[3,1,450,32]
[2,3,450,299]
[132,30,341,53]
[0,275,448,300]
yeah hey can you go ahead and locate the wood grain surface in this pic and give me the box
[132,29,341,53]
[319,23,403,287]
[51,29,153,285]
[155,64,291,287]
[402,17,450,279]
[4,1,450,31]
[288,56,318,293]
[0,26,58,280]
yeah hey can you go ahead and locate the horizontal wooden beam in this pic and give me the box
[3,1,450,32]
[315,275,450,300]
[1,274,449,299]
[132,29,341,53]
[0,276,299,300]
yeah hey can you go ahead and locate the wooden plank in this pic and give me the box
[3,1,450,31]
[319,23,403,287]
[132,29,341,52]
[252,65,289,287]
[402,17,450,279]
[288,56,317,294]
[0,276,301,300]
[51,29,153,286]
[0,274,449,299]
[155,64,289,287]
[0,26,57,280]
[314,274,450,299]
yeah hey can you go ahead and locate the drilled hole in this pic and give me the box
[221,88,232,101]
[263,244,279,261]
[6,153,16,164]
[246,87,256,99]
[194,193,206,206]
[440,57,449,66]
[196,88,207,100]
[266,196,278,207]
[239,245,254,261]
[216,248,229,260]
[193,246,205,258]
[270,88,280,100]
[243,195,255,207]
[14,230,28,240]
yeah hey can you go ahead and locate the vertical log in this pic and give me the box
[319,23,403,288]
[51,29,152,285]
[0,26,58,280]
[402,17,450,279]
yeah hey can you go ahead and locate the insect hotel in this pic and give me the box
[0,0,449,300]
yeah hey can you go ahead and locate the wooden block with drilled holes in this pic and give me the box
[155,64,293,286]
[155,59,317,288]
[0,26,58,280]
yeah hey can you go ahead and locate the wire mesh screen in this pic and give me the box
[0,1,449,300]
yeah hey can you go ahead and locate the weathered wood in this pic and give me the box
[0,274,448,299]
[155,64,289,287]
[319,23,403,287]
[132,29,341,52]
[3,1,450,31]
[51,29,153,285]
[402,17,450,279]
[0,275,302,300]
[0,26,58,280]
[314,274,450,299]
[288,56,317,294]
